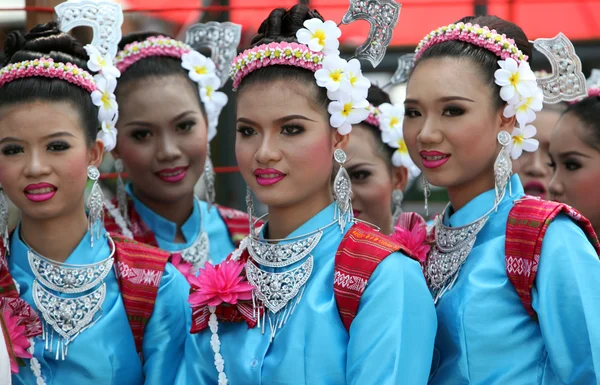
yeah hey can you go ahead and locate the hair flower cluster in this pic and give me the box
[84,44,120,152]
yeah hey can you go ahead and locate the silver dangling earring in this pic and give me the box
[391,189,404,226]
[333,149,353,233]
[202,147,216,212]
[422,176,431,217]
[0,186,9,255]
[246,186,255,237]
[87,165,104,247]
[494,131,513,210]
[114,159,129,226]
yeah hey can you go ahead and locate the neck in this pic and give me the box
[131,185,195,229]
[384,215,394,236]
[446,171,497,212]
[265,189,333,240]
[20,207,89,263]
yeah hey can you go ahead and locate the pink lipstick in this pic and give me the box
[24,183,57,202]
[523,180,547,199]
[156,166,188,183]
[254,168,286,186]
[420,150,451,169]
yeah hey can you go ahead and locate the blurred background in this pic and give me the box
[2,0,600,224]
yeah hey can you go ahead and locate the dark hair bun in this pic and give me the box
[251,4,324,46]
[367,85,392,106]
[3,21,88,67]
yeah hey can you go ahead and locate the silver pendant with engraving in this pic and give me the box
[248,231,322,268]
[180,230,210,271]
[425,214,489,304]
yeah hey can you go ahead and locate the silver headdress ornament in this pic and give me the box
[587,69,600,88]
[532,33,587,104]
[185,21,242,87]
[341,0,402,68]
[389,52,415,86]
[55,0,123,58]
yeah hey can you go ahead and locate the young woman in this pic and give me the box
[103,30,251,275]
[176,5,436,385]
[404,15,600,384]
[345,85,420,234]
[0,22,189,384]
[549,95,600,235]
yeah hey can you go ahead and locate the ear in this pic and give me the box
[111,146,121,161]
[333,130,350,151]
[88,139,105,168]
[391,165,409,191]
[497,105,516,134]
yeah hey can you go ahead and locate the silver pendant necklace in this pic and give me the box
[175,198,211,272]
[26,233,115,360]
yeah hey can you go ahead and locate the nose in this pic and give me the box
[523,152,549,177]
[416,117,443,146]
[156,133,182,163]
[548,172,564,201]
[23,149,51,179]
[254,132,282,165]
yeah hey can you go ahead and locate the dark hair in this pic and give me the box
[562,95,600,148]
[115,32,203,110]
[412,15,532,109]
[0,22,99,145]
[237,5,329,111]
[359,85,395,169]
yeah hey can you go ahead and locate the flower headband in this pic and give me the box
[0,45,121,152]
[364,103,420,178]
[230,18,371,135]
[114,36,227,141]
[415,21,541,160]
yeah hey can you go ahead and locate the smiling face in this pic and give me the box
[235,78,345,214]
[0,101,102,222]
[403,57,514,208]
[114,75,207,206]
[512,109,561,199]
[549,112,600,233]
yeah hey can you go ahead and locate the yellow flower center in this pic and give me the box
[101,92,111,108]
[205,86,214,98]
[397,139,408,153]
[342,102,353,117]
[313,29,326,46]
[513,135,524,145]
[349,72,357,86]
[390,117,400,128]
[330,69,343,83]
[509,72,520,86]
[195,65,208,75]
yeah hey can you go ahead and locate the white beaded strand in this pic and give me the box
[208,306,228,385]
[27,338,46,385]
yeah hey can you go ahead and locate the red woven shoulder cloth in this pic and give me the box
[334,222,418,331]
[505,197,600,320]
[111,234,171,355]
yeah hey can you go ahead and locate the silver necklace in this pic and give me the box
[26,234,115,360]
[174,198,211,271]
[246,219,335,341]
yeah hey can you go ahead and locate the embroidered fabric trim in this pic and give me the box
[333,271,368,293]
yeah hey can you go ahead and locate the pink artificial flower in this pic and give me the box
[189,261,254,308]
[2,310,32,374]
[391,212,431,264]
[170,253,195,283]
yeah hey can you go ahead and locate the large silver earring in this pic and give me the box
[0,187,9,255]
[391,189,404,226]
[202,147,216,212]
[494,131,513,209]
[87,165,104,247]
[246,186,255,237]
[333,149,353,233]
[114,159,129,226]
[422,176,431,217]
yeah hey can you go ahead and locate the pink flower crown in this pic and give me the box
[0,58,97,93]
[588,87,600,98]
[114,36,192,73]
[230,42,325,90]
[365,104,380,127]
[415,22,528,63]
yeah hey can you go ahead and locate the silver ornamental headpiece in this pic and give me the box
[55,0,123,58]
[532,33,587,104]
[389,53,415,85]
[586,69,600,88]
[341,0,402,68]
[185,22,242,87]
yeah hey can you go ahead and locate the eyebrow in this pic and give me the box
[404,96,475,104]
[0,131,75,145]
[346,162,375,170]
[236,115,317,125]
[124,110,198,128]
[557,150,592,159]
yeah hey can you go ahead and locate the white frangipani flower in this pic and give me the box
[378,103,405,144]
[340,59,370,100]
[91,75,118,123]
[494,58,537,103]
[84,44,120,79]
[181,51,217,84]
[387,128,413,168]
[97,121,118,152]
[315,56,348,96]
[328,94,370,135]
[200,75,228,111]
[504,86,544,125]
[507,125,539,159]
[296,18,341,56]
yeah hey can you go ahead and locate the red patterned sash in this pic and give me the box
[505,197,600,319]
